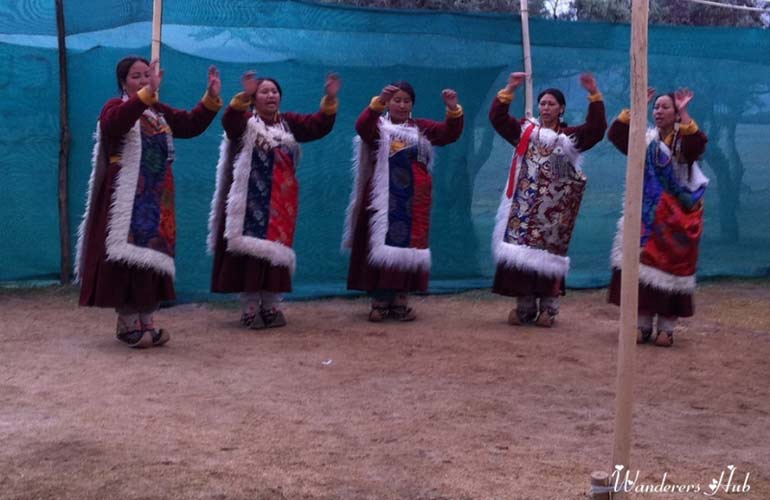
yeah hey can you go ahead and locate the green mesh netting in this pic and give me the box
[1,0,768,299]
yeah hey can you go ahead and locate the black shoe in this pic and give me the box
[261,308,287,328]
[116,330,153,348]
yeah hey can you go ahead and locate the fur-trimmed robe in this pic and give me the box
[607,117,709,317]
[77,92,219,309]
[488,94,606,298]
[345,104,463,293]
[209,103,335,294]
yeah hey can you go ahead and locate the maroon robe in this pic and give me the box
[606,116,708,317]
[346,106,464,293]
[210,105,336,294]
[489,95,607,298]
[79,94,219,310]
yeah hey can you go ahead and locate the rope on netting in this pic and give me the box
[684,0,770,13]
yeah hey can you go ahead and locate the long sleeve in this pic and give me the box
[355,97,386,145]
[221,92,252,141]
[281,95,338,143]
[488,90,522,146]
[608,109,707,163]
[99,89,154,138]
[156,92,222,139]
[562,95,607,152]
[414,107,464,146]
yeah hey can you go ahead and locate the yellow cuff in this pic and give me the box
[679,119,699,135]
[617,109,631,125]
[202,92,223,112]
[137,87,158,106]
[320,95,339,115]
[369,96,386,113]
[446,104,464,119]
[587,92,603,103]
[497,89,514,105]
[229,92,253,112]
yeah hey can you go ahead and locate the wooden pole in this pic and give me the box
[152,0,163,63]
[519,0,534,118]
[610,0,649,496]
[55,0,71,284]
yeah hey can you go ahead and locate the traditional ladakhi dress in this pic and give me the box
[489,89,606,315]
[344,97,464,295]
[77,87,222,311]
[208,93,337,295]
[607,110,709,318]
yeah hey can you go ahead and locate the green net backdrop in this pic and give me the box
[1,0,768,299]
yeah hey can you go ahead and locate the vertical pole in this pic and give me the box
[55,0,71,284]
[152,0,163,63]
[519,0,534,118]
[611,0,649,496]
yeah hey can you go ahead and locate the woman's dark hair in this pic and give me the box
[390,80,416,103]
[255,78,283,97]
[654,92,677,112]
[537,88,567,126]
[116,55,150,94]
[537,88,566,107]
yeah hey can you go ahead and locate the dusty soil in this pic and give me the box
[1,281,769,500]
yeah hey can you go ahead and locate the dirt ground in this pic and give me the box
[1,280,769,500]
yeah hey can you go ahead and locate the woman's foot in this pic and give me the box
[637,327,653,344]
[368,305,389,322]
[508,308,537,326]
[389,305,416,322]
[147,328,170,347]
[260,308,287,329]
[653,330,674,347]
[116,329,153,348]
[535,312,555,328]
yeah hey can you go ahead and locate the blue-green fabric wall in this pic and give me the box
[1,0,768,299]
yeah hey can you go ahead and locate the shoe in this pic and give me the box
[535,312,555,328]
[146,328,170,347]
[116,330,153,348]
[636,327,653,344]
[240,312,257,327]
[248,312,267,330]
[261,308,287,329]
[653,330,674,347]
[368,305,389,322]
[389,305,416,322]
[508,308,536,326]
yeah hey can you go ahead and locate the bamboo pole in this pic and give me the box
[610,0,649,496]
[519,0,534,118]
[152,0,163,63]
[55,0,71,284]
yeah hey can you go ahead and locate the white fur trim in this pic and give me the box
[104,119,175,278]
[222,116,299,274]
[74,125,105,282]
[490,123,584,278]
[341,136,371,251]
[365,118,434,273]
[207,132,233,254]
[610,216,696,293]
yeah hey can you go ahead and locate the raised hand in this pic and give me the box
[647,87,656,105]
[378,84,400,105]
[674,87,693,112]
[325,73,341,99]
[507,72,528,92]
[207,65,221,98]
[441,89,459,110]
[579,72,598,94]
[148,59,164,93]
[241,70,258,96]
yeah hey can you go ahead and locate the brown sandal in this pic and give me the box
[368,305,389,322]
[389,305,416,322]
[653,330,674,347]
[637,328,653,344]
